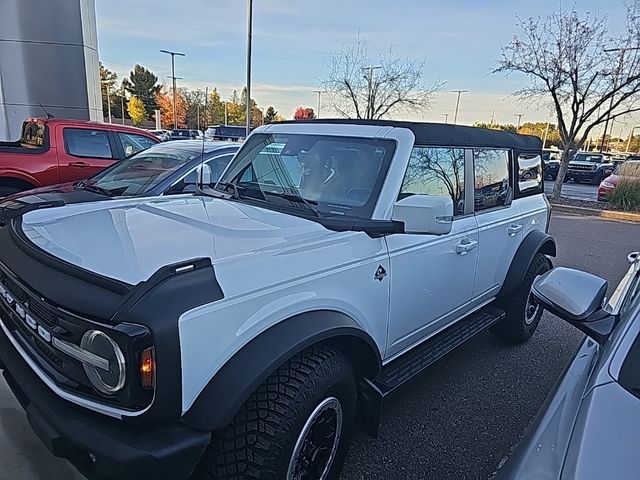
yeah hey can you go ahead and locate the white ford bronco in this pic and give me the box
[0,120,555,480]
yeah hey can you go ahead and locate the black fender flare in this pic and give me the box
[498,230,556,298]
[182,310,382,431]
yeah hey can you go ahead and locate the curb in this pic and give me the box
[551,203,640,223]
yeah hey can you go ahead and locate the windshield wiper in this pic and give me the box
[82,184,115,197]
[262,191,321,217]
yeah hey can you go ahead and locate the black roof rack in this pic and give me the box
[275,119,542,151]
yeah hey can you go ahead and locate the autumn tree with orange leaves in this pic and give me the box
[155,86,187,129]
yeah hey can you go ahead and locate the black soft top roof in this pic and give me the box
[277,119,542,151]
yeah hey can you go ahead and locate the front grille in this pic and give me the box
[569,164,595,171]
[28,298,58,328]
[3,277,28,303]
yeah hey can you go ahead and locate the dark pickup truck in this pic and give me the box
[565,151,615,185]
[0,118,159,196]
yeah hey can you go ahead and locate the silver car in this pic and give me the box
[497,251,640,479]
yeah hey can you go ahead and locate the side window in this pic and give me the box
[171,154,235,194]
[399,147,465,216]
[517,153,543,196]
[118,133,157,157]
[473,149,511,212]
[64,128,113,159]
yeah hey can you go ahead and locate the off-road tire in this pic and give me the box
[491,253,551,344]
[591,172,603,186]
[193,346,356,480]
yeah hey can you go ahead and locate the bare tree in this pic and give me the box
[496,2,640,200]
[321,36,441,120]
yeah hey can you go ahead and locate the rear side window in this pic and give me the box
[399,147,465,216]
[21,122,46,148]
[64,128,113,159]
[118,133,157,156]
[473,149,511,212]
[517,153,543,196]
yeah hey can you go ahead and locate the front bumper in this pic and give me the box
[0,323,210,480]
[567,169,597,180]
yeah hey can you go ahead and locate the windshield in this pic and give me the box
[616,161,640,177]
[574,153,604,163]
[213,133,396,219]
[86,145,200,196]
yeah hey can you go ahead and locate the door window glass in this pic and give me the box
[64,128,112,158]
[173,154,235,193]
[399,147,465,216]
[474,149,511,211]
[118,133,157,157]
[517,153,543,195]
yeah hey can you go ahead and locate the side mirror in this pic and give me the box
[532,267,616,344]
[392,195,453,235]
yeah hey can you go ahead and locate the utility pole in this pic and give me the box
[121,96,125,125]
[441,113,449,124]
[313,90,322,119]
[452,90,468,125]
[197,103,200,131]
[224,101,228,126]
[542,121,550,149]
[362,66,382,119]
[245,0,253,137]
[160,49,185,130]
[514,114,524,130]
[626,126,640,152]
[489,109,495,126]
[100,81,112,123]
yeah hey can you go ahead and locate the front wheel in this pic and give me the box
[194,346,356,480]
[491,253,551,344]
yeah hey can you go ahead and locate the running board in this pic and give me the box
[357,305,505,436]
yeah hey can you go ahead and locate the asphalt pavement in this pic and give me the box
[545,180,598,201]
[0,213,638,480]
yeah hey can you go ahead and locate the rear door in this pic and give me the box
[57,126,118,182]
[116,132,158,157]
[472,148,522,300]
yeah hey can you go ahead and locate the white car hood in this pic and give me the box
[20,195,332,285]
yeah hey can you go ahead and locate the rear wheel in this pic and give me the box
[0,178,33,197]
[491,253,551,344]
[194,346,356,480]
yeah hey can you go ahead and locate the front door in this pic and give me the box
[386,146,478,358]
[57,126,118,182]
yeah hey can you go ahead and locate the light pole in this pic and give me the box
[441,113,449,124]
[313,90,322,119]
[626,125,640,152]
[100,81,112,123]
[160,49,185,130]
[452,90,468,125]
[542,121,550,148]
[246,0,253,137]
[362,66,382,119]
[514,113,524,130]
[121,95,125,125]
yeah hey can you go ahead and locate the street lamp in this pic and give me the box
[362,66,382,119]
[514,114,524,130]
[313,90,323,119]
[100,81,112,123]
[441,113,449,124]
[160,49,185,129]
[452,90,468,125]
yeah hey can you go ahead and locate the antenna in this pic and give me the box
[39,103,55,119]
[198,86,208,194]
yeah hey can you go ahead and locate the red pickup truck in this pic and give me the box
[0,118,159,196]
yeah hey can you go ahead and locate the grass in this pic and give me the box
[607,179,640,212]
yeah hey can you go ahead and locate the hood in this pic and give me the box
[19,195,333,285]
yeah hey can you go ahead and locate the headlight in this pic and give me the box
[81,330,126,395]
[601,180,615,188]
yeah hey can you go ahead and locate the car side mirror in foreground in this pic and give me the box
[532,267,616,344]
[392,195,453,235]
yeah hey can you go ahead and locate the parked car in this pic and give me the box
[542,149,561,180]
[597,160,640,201]
[204,124,247,141]
[169,129,202,140]
[0,141,239,224]
[0,120,554,480]
[149,129,171,141]
[496,251,640,480]
[0,118,159,197]
[565,151,615,185]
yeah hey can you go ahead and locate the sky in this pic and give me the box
[96,0,632,130]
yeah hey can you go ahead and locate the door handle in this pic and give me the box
[507,224,523,236]
[68,161,90,168]
[456,239,478,256]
